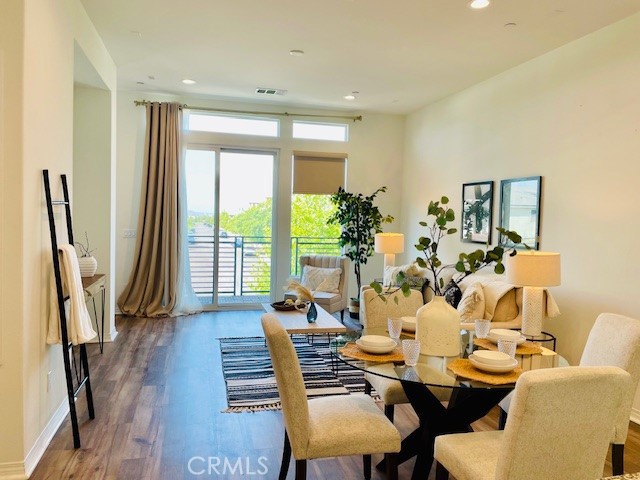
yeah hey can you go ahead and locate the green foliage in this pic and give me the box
[371,197,528,302]
[291,194,340,238]
[328,186,394,297]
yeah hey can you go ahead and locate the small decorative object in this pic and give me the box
[306,302,318,323]
[461,181,493,244]
[75,232,97,278]
[271,300,297,311]
[499,176,542,249]
[415,295,461,356]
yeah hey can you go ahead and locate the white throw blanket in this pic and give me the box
[47,244,97,345]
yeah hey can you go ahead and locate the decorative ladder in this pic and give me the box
[42,169,95,448]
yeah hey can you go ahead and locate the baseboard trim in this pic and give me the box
[0,462,26,479]
[631,407,640,426]
[23,398,69,477]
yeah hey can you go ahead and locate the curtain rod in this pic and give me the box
[133,100,362,122]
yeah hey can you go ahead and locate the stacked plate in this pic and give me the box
[486,328,526,345]
[356,335,397,354]
[401,316,417,332]
[469,350,518,373]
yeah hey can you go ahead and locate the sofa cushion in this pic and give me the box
[457,282,485,322]
[483,281,519,321]
[301,265,342,293]
[443,280,462,308]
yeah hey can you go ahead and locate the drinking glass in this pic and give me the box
[388,317,403,346]
[474,319,491,339]
[497,339,517,358]
[402,339,421,367]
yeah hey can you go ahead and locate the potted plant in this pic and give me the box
[328,186,394,318]
[75,231,98,278]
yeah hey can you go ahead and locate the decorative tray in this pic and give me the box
[271,301,297,311]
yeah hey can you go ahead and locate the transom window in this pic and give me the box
[292,121,348,142]
[187,113,279,137]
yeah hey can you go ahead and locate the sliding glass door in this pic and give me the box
[185,147,275,308]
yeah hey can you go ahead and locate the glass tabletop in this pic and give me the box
[330,329,568,390]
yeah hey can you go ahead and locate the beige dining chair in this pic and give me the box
[360,286,424,421]
[435,366,631,480]
[261,313,401,480]
[498,312,640,475]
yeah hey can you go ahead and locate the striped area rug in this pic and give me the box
[220,336,375,412]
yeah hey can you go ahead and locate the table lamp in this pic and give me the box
[505,251,561,336]
[374,233,404,279]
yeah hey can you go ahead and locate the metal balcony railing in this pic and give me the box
[188,235,340,302]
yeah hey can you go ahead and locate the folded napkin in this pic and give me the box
[47,245,97,345]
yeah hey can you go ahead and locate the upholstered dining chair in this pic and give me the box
[498,312,640,475]
[360,286,425,421]
[261,314,401,480]
[435,366,631,480]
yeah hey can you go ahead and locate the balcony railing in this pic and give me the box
[188,235,340,302]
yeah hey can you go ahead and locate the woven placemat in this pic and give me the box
[474,337,543,355]
[339,342,405,363]
[447,358,522,385]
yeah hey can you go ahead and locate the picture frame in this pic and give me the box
[499,176,542,250]
[461,181,494,244]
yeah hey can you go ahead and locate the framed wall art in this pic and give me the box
[461,181,494,244]
[499,176,542,249]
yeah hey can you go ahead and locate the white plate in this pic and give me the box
[489,328,522,340]
[469,354,518,373]
[472,350,513,366]
[356,338,396,354]
[401,316,416,332]
[486,333,526,345]
[359,335,396,348]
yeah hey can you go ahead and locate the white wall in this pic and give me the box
[115,92,405,306]
[0,0,116,476]
[402,12,640,421]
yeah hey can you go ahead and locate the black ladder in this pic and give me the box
[43,170,95,448]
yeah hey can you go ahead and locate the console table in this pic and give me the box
[82,274,105,353]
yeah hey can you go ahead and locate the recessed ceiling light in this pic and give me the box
[182,78,196,85]
[136,81,145,85]
[344,91,359,100]
[504,22,517,27]
[469,0,490,9]
[289,49,305,56]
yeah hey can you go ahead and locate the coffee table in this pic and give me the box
[261,303,347,334]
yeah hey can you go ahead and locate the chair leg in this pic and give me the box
[279,431,292,480]
[435,461,449,480]
[612,443,624,475]
[364,379,372,395]
[341,309,344,322]
[384,404,395,423]
[385,452,398,480]
[295,459,307,480]
[363,454,371,480]
[498,408,507,430]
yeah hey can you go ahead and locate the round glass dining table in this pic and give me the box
[330,330,568,480]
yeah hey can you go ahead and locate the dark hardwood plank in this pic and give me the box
[29,311,640,479]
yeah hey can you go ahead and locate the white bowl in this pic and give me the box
[469,354,518,373]
[356,338,396,354]
[472,350,513,366]
[486,333,526,345]
[401,316,416,332]
[358,335,396,348]
[489,329,521,341]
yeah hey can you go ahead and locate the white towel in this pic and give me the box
[47,244,97,345]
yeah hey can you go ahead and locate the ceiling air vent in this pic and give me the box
[255,87,287,96]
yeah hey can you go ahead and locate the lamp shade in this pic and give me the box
[505,251,561,287]
[374,233,404,254]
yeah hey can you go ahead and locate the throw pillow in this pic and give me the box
[492,288,519,321]
[457,282,485,322]
[443,280,462,308]
[300,265,342,293]
[403,276,430,304]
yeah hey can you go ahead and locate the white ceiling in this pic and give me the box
[80,0,640,114]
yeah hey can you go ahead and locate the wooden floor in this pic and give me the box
[31,310,640,479]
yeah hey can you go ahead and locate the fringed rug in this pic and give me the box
[220,336,375,412]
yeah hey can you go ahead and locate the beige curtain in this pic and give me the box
[118,102,181,317]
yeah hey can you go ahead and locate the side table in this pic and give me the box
[521,331,556,351]
[82,274,106,353]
